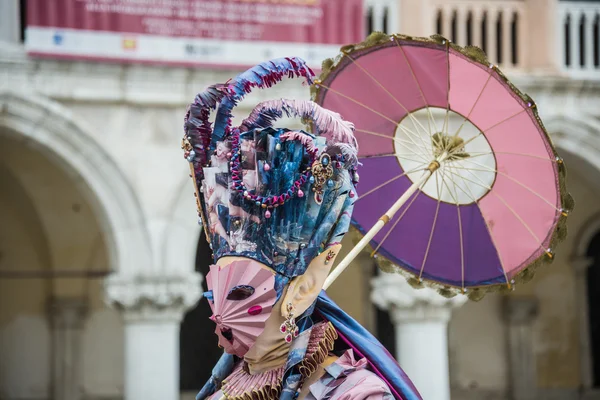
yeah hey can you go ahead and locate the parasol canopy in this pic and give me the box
[314,33,573,300]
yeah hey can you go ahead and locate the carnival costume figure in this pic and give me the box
[182,57,422,400]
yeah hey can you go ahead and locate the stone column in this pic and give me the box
[48,298,88,400]
[517,7,527,70]
[457,7,468,46]
[573,257,594,389]
[488,9,498,66]
[371,273,466,400]
[502,7,512,68]
[442,6,452,41]
[0,0,20,44]
[106,273,202,400]
[504,297,539,400]
[570,10,581,69]
[472,7,483,51]
[372,2,385,33]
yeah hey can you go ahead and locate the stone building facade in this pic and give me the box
[1,1,600,399]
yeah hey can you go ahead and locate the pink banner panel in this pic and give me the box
[25,0,364,69]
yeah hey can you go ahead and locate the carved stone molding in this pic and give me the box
[0,45,307,106]
[371,272,467,323]
[4,43,600,118]
[105,272,203,322]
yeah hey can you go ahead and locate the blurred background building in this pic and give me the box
[1,0,600,399]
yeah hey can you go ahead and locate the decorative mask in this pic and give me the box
[205,259,277,357]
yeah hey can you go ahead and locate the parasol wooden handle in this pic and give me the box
[323,156,444,290]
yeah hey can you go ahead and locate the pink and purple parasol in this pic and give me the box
[315,34,573,299]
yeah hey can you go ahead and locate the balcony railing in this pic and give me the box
[558,1,600,78]
[432,1,526,70]
[365,0,399,34]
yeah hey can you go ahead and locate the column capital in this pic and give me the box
[105,272,203,322]
[571,256,593,275]
[48,297,88,329]
[371,272,467,323]
[503,296,539,325]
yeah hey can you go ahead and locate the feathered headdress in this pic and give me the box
[182,58,359,299]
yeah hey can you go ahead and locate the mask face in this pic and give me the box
[205,259,277,357]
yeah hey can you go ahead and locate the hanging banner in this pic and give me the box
[24,0,364,69]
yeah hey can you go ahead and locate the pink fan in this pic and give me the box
[205,259,277,357]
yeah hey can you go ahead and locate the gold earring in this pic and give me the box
[280,302,299,343]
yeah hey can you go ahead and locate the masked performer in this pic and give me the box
[182,58,422,400]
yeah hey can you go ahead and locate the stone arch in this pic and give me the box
[544,114,600,256]
[545,114,600,390]
[570,211,600,390]
[0,90,152,277]
[545,114,600,180]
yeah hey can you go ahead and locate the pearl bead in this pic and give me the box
[264,163,271,171]
[297,189,304,198]
[265,210,271,218]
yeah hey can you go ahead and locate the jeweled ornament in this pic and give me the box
[310,153,334,205]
